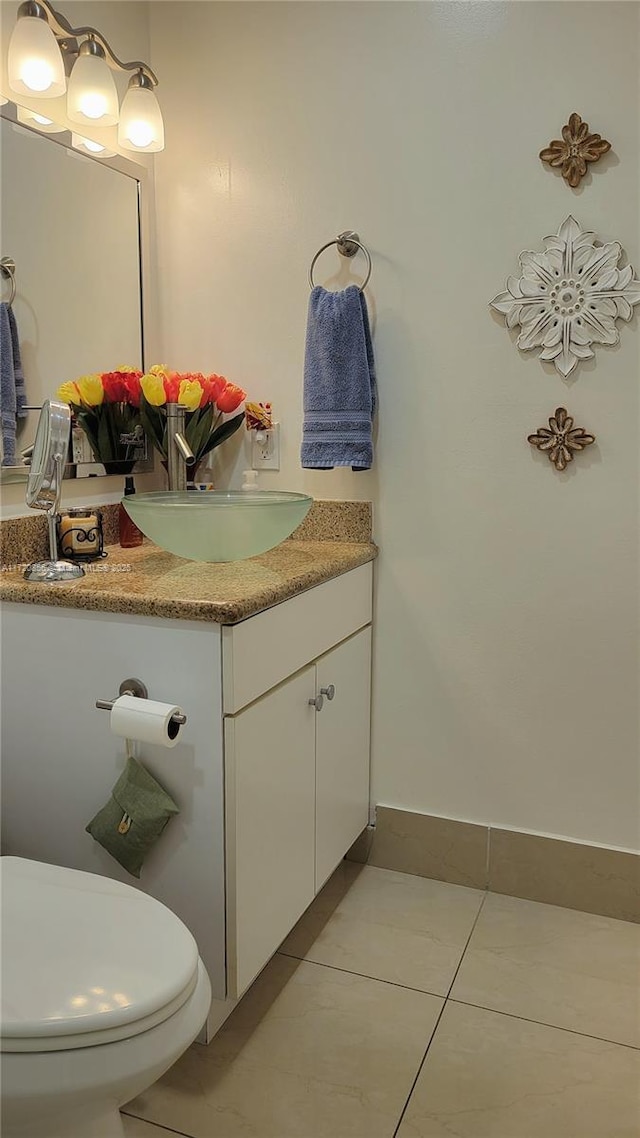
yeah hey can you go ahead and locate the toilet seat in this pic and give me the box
[1,857,200,1054]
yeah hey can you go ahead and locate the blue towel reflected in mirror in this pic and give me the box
[0,302,27,467]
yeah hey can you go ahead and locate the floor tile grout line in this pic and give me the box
[391,890,489,1138]
[448,998,640,1052]
[121,1110,194,1138]
[391,999,449,1138]
[444,889,489,999]
[276,950,451,1000]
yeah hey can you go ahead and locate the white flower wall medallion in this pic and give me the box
[490,215,640,377]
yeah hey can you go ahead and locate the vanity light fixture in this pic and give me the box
[7,0,163,151]
[16,104,65,133]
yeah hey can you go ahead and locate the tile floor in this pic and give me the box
[123,862,640,1138]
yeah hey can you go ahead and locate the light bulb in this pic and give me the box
[22,58,53,91]
[126,120,153,148]
[80,92,107,119]
[8,14,66,98]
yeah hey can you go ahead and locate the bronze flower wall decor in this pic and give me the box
[528,407,595,471]
[540,113,611,188]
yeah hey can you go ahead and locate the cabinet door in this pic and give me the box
[225,665,316,997]
[315,626,372,891]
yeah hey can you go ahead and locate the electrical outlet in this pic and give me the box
[251,424,280,470]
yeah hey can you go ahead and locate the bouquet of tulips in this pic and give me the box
[57,366,246,474]
[138,365,246,469]
[57,368,145,471]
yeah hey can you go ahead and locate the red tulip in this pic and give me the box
[101,372,128,402]
[123,373,142,407]
[199,374,226,407]
[163,372,181,403]
[216,382,246,413]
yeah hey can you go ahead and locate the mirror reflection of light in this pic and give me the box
[97,1002,112,1013]
[70,996,88,1008]
[112,992,130,1007]
[89,986,106,995]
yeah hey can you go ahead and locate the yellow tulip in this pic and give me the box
[76,374,104,407]
[140,372,167,406]
[178,378,202,412]
[149,363,169,378]
[57,381,81,404]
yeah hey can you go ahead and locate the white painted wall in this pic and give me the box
[148,1,639,852]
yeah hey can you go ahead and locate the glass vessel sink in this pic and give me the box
[122,490,313,563]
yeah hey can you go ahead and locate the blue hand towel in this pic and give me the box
[0,303,27,467]
[301,284,377,471]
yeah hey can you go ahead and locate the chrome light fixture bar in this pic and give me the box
[7,0,164,152]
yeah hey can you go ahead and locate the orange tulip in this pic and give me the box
[216,382,246,413]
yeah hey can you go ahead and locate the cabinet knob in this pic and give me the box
[308,694,324,712]
[320,684,335,701]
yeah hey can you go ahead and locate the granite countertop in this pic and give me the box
[0,501,376,624]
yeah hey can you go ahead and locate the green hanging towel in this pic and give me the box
[86,755,179,878]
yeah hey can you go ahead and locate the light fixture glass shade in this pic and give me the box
[17,105,65,133]
[71,133,115,158]
[8,15,66,97]
[118,84,164,152]
[67,53,118,125]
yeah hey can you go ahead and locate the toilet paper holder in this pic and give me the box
[95,678,188,726]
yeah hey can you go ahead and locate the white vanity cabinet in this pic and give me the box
[0,559,373,1038]
[225,624,372,997]
[222,562,372,997]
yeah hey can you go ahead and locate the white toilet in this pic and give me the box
[1,857,212,1138]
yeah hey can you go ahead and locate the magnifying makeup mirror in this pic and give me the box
[24,401,85,582]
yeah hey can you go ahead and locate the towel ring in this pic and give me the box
[1,257,16,305]
[308,231,372,292]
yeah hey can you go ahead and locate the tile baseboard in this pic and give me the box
[347,807,488,890]
[347,807,640,923]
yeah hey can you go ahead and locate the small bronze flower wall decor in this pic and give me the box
[540,113,611,188]
[528,407,595,471]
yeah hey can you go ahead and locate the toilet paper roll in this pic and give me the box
[110,694,185,749]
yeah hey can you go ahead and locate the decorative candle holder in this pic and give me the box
[56,508,106,561]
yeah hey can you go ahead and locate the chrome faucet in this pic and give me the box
[166,403,195,490]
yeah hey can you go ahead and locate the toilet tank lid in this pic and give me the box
[1,857,199,1041]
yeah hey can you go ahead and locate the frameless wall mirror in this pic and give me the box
[0,102,147,483]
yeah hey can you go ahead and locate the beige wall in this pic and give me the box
[149,1,639,852]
